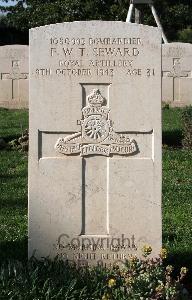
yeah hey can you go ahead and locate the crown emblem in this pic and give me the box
[87,89,105,107]
[82,89,109,119]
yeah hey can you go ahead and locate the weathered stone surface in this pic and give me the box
[29,21,162,266]
[0,45,29,109]
[162,42,192,107]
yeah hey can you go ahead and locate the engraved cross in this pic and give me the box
[162,58,191,101]
[55,89,139,237]
[1,60,28,99]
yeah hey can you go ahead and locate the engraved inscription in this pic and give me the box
[54,233,138,264]
[55,89,138,157]
[34,36,157,78]
[166,46,185,58]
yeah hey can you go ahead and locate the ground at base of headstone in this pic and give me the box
[0,251,190,300]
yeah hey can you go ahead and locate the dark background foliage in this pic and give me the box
[0,0,192,45]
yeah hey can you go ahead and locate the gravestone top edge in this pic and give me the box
[0,44,29,49]
[163,42,192,47]
[29,20,161,34]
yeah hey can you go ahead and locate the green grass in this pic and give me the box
[163,148,192,269]
[0,107,28,141]
[162,107,183,147]
[0,108,28,261]
[163,107,183,133]
[162,107,192,273]
[0,107,192,273]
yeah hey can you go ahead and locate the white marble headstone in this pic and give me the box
[29,21,162,266]
[162,42,192,106]
[0,45,29,109]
